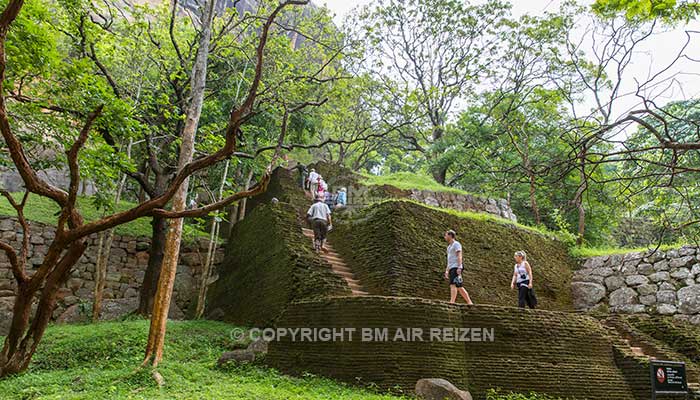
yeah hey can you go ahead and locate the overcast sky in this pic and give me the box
[316,0,700,123]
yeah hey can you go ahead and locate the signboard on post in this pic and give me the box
[651,360,688,399]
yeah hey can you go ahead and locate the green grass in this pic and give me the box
[361,171,471,195]
[0,193,209,240]
[378,199,565,241]
[570,242,688,259]
[0,320,408,400]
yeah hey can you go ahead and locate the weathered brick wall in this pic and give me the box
[330,201,575,310]
[205,202,350,327]
[0,218,222,334]
[267,296,644,400]
[573,247,700,323]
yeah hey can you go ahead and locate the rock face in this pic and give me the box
[0,217,223,334]
[415,378,473,400]
[574,247,700,323]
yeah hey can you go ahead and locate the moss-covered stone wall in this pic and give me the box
[205,202,350,326]
[330,201,575,310]
[267,296,643,399]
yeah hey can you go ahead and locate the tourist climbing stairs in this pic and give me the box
[302,228,368,296]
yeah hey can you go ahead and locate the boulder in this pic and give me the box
[572,282,606,309]
[625,275,649,286]
[247,338,269,355]
[658,304,677,315]
[605,276,625,291]
[679,247,697,257]
[640,295,657,306]
[415,378,472,400]
[659,282,676,292]
[637,284,658,296]
[670,256,695,269]
[644,251,665,264]
[691,264,700,276]
[609,287,638,307]
[656,290,677,305]
[637,263,654,275]
[670,268,690,280]
[678,285,700,314]
[217,349,256,367]
[654,260,670,271]
[649,272,670,283]
[583,256,608,270]
[592,267,614,277]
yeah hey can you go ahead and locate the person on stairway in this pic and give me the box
[335,187,347,209]
[307,168,319,195]
[511,250,537,309]
[443,230,474,305]
[307,194,332,253]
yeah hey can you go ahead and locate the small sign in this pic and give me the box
[651,360,688,399]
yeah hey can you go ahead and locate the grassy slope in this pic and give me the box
[0,193,210,240]
[0,320,407,400]
[361,171,471,195]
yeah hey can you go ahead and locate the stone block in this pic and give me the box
[671,268,690,280]
[670,256,695,269]
[654,260,669,271]
[604,276,625,291]
[657,304,677,315]
[637,284,657,296]
[678,285,700,314]
[609,287,637,307]
[656,290,677,305]
[649,271,670,283]
[625,275,649,286]
[659,282,676,291]
[637,263,654,275]
[639,295,657,305]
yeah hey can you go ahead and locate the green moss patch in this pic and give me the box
[330,200,575,310]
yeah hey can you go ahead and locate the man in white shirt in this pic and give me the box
[307,195,332,252]
[307,169,319,195]
[444,229,474,305]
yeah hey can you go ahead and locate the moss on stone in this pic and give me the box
[329,200,575,310]
[206,202,350,327]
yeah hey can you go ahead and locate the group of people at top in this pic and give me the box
[443,229,537,309]
[301,167,347,210]
[302,167,346,253]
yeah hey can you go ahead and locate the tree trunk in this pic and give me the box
[143,0,215,369]
[137,214,167,315]
[237,169,254,221]
[575,149,588,246]
[195,160,229,319]
[0,241,87,377]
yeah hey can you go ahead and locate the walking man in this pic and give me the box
[307,195,332,253]
[308,168,319,195]
[443,230,473,305]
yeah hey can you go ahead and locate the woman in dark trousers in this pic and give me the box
[510,250,536,309]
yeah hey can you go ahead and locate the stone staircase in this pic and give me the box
[603,317,700,398]
[302,228,368,296]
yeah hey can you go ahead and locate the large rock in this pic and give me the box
[583,256,608,270]
[637,284,658,296]
[415,378,472,400]
[592,267,615,277]
[649,271,670,283]
[658,304,677,315]
[609,287,638,307]
[670,268,690,280]
[654,260,670,271]
[605,276,625,291]
[625,275,649,286]
[670,256,695,269]
[217,349,256,367]
[637,263,654,275]
[572,282,606,309]
[656,290,677,305]
[678,285,700,314]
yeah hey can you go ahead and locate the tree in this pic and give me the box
[0,0,325,377]
[350,0,510,183]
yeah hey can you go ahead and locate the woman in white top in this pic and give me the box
[510,250,536,309]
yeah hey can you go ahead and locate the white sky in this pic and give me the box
[316,0,700,123]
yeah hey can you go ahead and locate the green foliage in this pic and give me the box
[0,320,407,400]
[361,172,472,195]
[592,0,700,21]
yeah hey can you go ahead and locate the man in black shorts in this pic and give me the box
[443,230,473,304]
[307,195,332,252]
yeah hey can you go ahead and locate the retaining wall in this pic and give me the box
[267,296,644,399]
[0,217,222,334]
[573,247,700,323]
